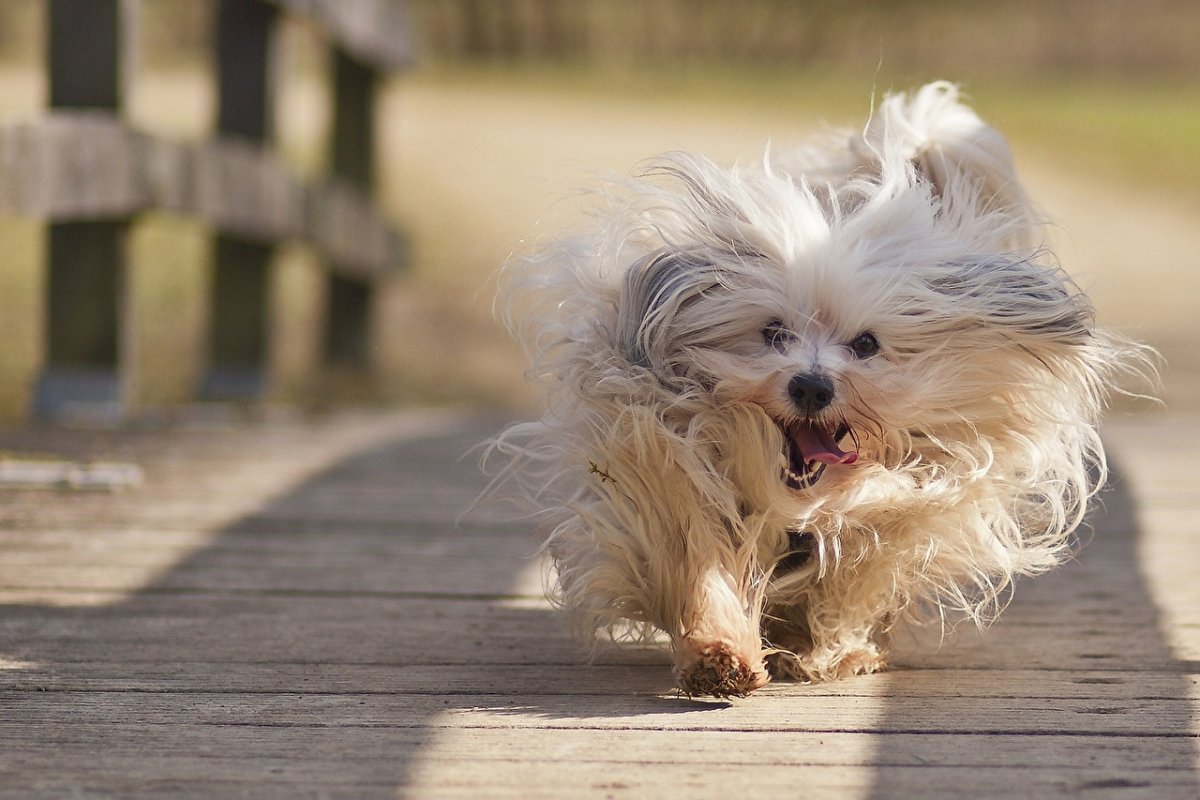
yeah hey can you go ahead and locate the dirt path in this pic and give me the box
[382,79,1199,411]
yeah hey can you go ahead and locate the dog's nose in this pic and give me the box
[788,372,835,416]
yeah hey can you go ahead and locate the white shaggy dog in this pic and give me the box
[489,82,1147,697]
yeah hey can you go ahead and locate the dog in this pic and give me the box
[487,82,1149,697]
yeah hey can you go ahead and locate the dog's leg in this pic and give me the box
[672,564,769,697]
[763,589,891,682]
[765,619,888,682]
[548,512,769,696]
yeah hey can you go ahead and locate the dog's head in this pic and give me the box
[609,84,1105,503]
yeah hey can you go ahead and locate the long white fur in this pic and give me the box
[487,82,1150,693]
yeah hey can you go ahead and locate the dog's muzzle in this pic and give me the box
[778,419,857,490]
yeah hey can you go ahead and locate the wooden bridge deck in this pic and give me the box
[0,410,1196,799]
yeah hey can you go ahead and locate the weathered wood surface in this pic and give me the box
[0,113,404,278]
[0,410,1196,799]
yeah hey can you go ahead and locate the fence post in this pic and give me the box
[323,48,378,378]
[34,0,131,422]
[203,0,279,400]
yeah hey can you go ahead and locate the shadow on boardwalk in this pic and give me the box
[865,454,1200,798]
[0,420,566,795]
[1,417,1196,797]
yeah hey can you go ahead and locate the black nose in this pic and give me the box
[788,372,835,416]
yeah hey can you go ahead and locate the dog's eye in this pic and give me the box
[848,331,880,358]
[762,319,795,352]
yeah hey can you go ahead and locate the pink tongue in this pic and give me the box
[791,422,858,465]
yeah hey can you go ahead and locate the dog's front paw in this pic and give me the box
[674,640,769,698]
[829,645,887,678]
[770,641,887,682]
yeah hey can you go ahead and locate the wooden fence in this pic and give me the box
[0,0,410,422]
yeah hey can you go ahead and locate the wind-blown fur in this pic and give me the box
[488,82,1147,696]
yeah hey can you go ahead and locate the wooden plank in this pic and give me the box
[0,688,1193,737]
[0,557,543,598]
[190,137,305,244]
[403,762,1197,800]
[0,590,1192,674]
[0,113,146,217]
[0,728,1194,799]
[1,662,1194,701]
[0,115,404,277]
[0,556,1183,621]
[305,177,405,276]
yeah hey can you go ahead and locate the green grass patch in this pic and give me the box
[974,78,1200,196]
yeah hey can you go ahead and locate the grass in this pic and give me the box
[410,63,1200,199]
[0,219,42,420]
[975,77,1200,196]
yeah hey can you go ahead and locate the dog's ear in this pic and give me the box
[857,82,1032,222]
[930,254,1093,348]
[616,250,716,371]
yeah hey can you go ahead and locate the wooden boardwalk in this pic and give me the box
[0,409,1196,799]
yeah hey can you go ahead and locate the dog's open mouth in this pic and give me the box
[778,420,858,490]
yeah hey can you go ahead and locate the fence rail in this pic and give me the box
[0,113,403,278]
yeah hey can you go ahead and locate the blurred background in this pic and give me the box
[1,0,1196,423]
